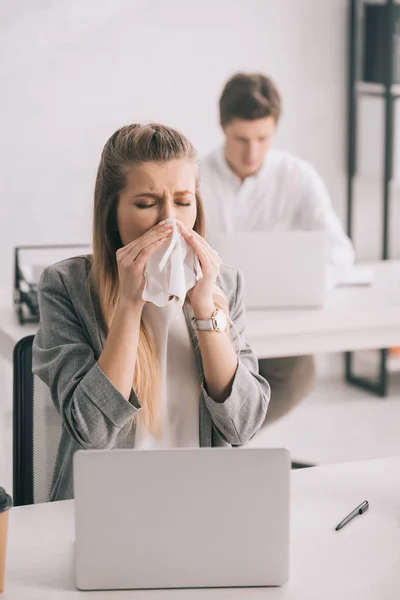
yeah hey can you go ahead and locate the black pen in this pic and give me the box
[335,500,369,531]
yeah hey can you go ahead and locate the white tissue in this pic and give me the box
[142,218,203,307]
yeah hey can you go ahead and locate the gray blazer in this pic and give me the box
[32,256,270,501]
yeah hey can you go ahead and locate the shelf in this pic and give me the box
[356,82,400,97]
[346,0,399,394]
[352,175,400,192]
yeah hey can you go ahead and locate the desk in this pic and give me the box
[246,260,400,358]
[4,456,400,599]
[0,311,36,365]
[1,261,400,363]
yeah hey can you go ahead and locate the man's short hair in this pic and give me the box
[219,73,282,127]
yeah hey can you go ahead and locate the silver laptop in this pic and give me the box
[73,448,290,590]
[212,231,328,308]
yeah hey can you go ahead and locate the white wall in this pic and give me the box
[0,0,398,292]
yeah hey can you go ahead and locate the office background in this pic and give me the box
[1,3,400,596]
[1,0,400,293]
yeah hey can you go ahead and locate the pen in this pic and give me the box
[335,500,369,531]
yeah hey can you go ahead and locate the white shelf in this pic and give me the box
[356,82,400,96]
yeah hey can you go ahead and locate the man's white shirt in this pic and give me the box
[199,147,354,265]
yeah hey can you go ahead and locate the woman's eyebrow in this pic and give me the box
[132,190,194,199]
[174,190,194,196]
[132,192,160,200]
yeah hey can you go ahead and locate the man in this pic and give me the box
[200,72,354,426]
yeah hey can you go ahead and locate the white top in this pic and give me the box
[200,147,355,266]
[134,301,200,449]
[5,456,400,599]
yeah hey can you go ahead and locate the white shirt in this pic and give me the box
[200,147,355,266]
[134,301,200,449]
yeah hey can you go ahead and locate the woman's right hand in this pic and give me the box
[116,220,172,309]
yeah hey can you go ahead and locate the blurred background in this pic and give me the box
[1,0,400,493]
[2,0,400,288]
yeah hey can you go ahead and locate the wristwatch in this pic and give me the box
[191,308,228,333]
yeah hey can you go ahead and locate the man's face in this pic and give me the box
[223,116,276,179]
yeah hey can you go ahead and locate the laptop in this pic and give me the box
[73,447,290,590]
[212,231,328,309]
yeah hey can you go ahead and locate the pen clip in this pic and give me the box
[358,501,369,515]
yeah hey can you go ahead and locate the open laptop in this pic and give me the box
[212,231,328,309]
[73,447,290,590]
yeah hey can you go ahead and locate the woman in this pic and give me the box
[32,123,270,501]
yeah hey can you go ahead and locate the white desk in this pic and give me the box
[4,456,400,599]
[0,311,36,364]
[246,260,400,358]
[1,261,400,363]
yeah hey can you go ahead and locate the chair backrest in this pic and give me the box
[13,336,62,506]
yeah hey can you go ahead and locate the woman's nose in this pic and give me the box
[159,202,176,222]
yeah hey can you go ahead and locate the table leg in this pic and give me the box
[345,349,388,397]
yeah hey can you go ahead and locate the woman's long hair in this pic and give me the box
[91,123,228,436]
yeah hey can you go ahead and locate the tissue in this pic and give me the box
[142,219,203,307]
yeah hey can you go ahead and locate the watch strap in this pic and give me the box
[191,308,219,332]
[192,317,214,331]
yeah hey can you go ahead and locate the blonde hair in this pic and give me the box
[90,123,228,436]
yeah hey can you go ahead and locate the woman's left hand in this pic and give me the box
[177,222,221,316]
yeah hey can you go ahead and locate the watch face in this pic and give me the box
[214,309,228,332]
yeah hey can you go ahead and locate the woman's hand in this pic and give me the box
[177,221,221,317]
[116,220,173,309]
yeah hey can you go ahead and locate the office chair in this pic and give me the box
[13,335,62,506]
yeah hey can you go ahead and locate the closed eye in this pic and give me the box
[135,203,157,209]
[135,201,192,209]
